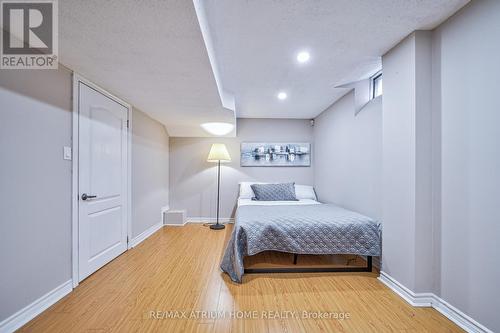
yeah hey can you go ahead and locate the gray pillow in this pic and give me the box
[251,183,298,201]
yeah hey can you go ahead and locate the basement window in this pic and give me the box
[371,71,383,99]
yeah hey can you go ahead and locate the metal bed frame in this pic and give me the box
[244,254,372,274]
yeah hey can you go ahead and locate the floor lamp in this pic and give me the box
[207,143,231,230]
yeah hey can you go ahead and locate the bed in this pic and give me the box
[220,183,382,283]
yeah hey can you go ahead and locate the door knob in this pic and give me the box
[81,193,97,201]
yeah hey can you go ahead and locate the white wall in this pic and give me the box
[131,108,170,237]
[381,34,418,290]
[433,0,500,330]
[0,67,73,322]
[169,118,314,219]
[381,31,434,294]
[313,91,382,220]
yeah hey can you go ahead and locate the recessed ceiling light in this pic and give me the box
[277,92,287,100]
[296,51,310,63]
[200,122,234,136]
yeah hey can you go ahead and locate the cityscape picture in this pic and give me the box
[240,142,311,167]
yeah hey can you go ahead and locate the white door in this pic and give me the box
[78,82,129,282]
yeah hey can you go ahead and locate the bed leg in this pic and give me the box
[293,254,298,265]
[366,256,372,272]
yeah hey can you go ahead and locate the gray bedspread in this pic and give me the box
[220,203,381,283]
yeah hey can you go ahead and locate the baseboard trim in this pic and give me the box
[0,280,72,333]
[128,221,163,248]
[187,217,235,224]
[378,271,492,333]
[378,271,434,307]
[433,297,493,333]
[164,220,187,227]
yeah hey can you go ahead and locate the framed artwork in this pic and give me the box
[240,142,311,167]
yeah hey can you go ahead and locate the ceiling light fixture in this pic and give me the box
[200,122,234,136]
[277,92,287,100]
[296,51,310,63]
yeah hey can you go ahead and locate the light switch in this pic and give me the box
[63,146,72,160]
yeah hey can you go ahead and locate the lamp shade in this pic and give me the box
[207,143,231,162]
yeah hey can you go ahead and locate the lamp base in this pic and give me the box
[210,223,225,230]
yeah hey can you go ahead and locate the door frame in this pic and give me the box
[71,73,132,288]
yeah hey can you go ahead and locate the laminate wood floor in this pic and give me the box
[20,224,462,332]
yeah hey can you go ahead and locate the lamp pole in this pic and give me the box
[211,159,225,230]
[216,160,220,224]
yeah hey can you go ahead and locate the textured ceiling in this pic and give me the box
[58,0,469,136]
[202,0,469,119]
[59,0,234,137]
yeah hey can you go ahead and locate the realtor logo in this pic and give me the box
[1,0,58,69]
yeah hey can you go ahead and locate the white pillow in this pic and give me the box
[239,182,317,201]
[239,181,265,199]
[294,184,317,200]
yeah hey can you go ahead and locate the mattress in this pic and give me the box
[220,202,381,283]
[237,198,321,206]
